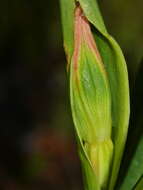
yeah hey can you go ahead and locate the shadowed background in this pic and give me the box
[0,0,143,190]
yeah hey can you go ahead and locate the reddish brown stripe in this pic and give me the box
[72,6,82,71]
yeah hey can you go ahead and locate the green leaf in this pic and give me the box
[117,59,143,190]
[94,32,130,190]
[135,176,143,190]
[119,136,143,190]
[60,0,75,63]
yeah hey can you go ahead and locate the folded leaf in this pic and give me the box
[119,136,143,190]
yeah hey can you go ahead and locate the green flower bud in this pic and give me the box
[70,6,113,188]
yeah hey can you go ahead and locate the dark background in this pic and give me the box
[0,0,143,190]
